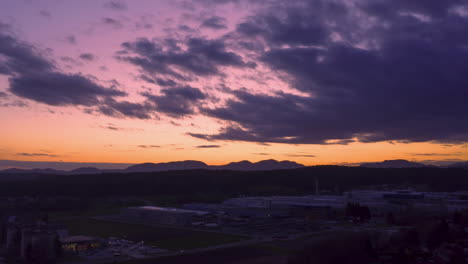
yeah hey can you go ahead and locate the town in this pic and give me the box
[2,185,468,264]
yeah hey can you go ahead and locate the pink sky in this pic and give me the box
[0,0,467,168]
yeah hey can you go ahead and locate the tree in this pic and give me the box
[54,236,63,258]
[288,232,376,264]
[426,220,449,251]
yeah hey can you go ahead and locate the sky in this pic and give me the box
[1,0,468,169]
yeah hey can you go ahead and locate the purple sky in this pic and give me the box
[0,0,468,169]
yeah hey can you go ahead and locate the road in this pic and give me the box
[68,225,344,264]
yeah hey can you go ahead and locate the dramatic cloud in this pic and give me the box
[237,7,330,46]
[0,27,126,108]
[201,16,228,29]
[9,72,126,107]
[119,37,254,79]
[98,98,154,119]
[0,24,157,119]
[142,86,206,118]
[0,27,209,118]
[0,30,54,74]
[191,0,468,145]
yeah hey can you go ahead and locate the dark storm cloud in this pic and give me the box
[0,24,156,119]
[138,75,177,87]
[361,0,466,19]
[0,26,125,108]
[98,98,154,119]
[0,30,54,74]
[155,78,177,87]
[191,0,468,145]
[9,72,126,107]
[201,16,228,29]
[118,37,254,79]
[196,145,221,148]
[237,9,329,46]
[142,86,206,118]
[0,91,7,98]
[104,0,127,11]
[79,53,96,61]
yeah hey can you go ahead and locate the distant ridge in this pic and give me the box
[0,159,305,175]
[214,159,304,171]
[3,159,467,175]
[447,161,468,169]
[360,159,434,168]
[125,160,209,172]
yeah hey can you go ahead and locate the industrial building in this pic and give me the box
[2,215,67,263]
[121,206,212,226]
[60,235,104,253]
[183,195,343,220]
[186,191,468,221]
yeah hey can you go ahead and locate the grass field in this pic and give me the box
[63,218,246,250]
[120,245,280,264]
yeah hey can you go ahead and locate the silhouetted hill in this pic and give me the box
[448,161,468,169]
[218,160,255,170]
[1,168,65,174]
[125,160,209,172]
[213,159,304,171]
[1,166,468,197]
[0,159,305,175]
[69,167,103,174]
[360,159,432,168]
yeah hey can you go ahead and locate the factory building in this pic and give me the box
[61,235,104,253]
[121,206,212,226]
[183,195,343,220]
[2,215,65,263]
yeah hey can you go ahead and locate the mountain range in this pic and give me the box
[1,159,467,176]
[359,159,434,168]
[0,159,305,175]
[360,159,468,169]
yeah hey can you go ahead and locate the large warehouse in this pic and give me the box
[121,206,212,226]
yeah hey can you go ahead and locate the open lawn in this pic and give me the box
[63,218,246,250]
[119,245,280,264]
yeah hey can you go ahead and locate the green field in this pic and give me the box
[63,218,246,250]
[120,245,281,264]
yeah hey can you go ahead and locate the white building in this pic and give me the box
[121,206,212,226]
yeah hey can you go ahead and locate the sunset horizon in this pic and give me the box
[1,0,467,168]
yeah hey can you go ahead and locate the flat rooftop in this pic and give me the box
[61,235,100,243]
[127,206,210,215]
